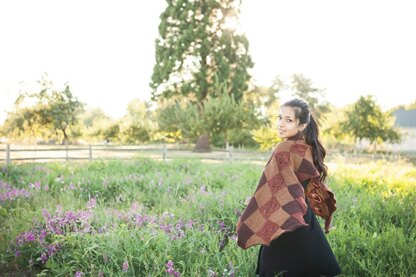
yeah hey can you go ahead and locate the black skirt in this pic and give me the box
[256,180,341,277]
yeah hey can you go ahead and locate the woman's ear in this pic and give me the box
[299,123,307,132]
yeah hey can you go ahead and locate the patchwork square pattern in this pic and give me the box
[236,139,337,249]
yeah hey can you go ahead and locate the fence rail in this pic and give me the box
[0,144,271,164]
[1,144,415,165]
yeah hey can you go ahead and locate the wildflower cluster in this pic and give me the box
[0,181,32,203]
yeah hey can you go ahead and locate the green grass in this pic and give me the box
[0,157,415,276]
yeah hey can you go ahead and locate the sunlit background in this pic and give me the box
[1,0,415,123]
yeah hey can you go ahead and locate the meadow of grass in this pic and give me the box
[0,156,415,276]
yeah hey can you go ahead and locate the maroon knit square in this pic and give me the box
[259,197,280,218]
[255,173,267,192]
[282,201,303,215]
[256,220,279,242]
[287,184,304,199]
[267,174,286,194]
[237,223,254,248]
[290,143,308,157]
[275,151,291,170]
[239,197,258,223]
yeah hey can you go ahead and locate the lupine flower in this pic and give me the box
[74,271,83,277]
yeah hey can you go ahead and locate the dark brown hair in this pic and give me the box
[282,98,328,182]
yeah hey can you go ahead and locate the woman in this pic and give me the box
[236,99,341,277]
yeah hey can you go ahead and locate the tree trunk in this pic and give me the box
[194,133,211,152]
[61,128,68,145]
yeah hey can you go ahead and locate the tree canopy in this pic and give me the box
[335,95,401,147]
[1,76,84,143]
[150,0,253,104]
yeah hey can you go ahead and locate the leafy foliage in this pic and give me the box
[156,93,261,146]
[150,0,253,104]
[1,75,84,144]
[335,95,401,147]
[0,158,415,276]
[289,74,331,122]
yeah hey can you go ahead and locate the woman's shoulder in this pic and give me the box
[274,139,309,153]
[274,140,295,151]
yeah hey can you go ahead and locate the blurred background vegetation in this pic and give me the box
[0,0,414,156]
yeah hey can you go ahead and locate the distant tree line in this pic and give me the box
[0,73,402,153]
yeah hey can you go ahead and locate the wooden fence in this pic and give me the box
[0,144,271,164]
[1,144,414,165]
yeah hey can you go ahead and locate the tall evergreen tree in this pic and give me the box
[150,0,253,151]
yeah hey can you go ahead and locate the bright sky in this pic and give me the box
[1,0,415,124]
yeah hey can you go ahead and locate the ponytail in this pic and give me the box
[304,114,327,182]
[282,99,328,182]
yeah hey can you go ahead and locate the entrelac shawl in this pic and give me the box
[236,139,337,250]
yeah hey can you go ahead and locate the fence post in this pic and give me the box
[227,145,233,160]
[65,141,69,162]
[89,145,92,162]
[6,144,10,165]
[163,145,167,162]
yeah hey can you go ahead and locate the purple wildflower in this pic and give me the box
[98,271,104,277]
[34,182,41,190]
[42,209,51,220]
[74,271,83,277]
[86,198,97,209]
[26,231,36,242]
[218,221,226,232]
[166,260,181,277]
[122,260,129,272]
[186,220,194,229]
[39,229,47,241]
[131,201,139,211]
[55,205,63,214]
[40,252,48,263]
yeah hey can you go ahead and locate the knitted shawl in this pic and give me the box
[236,138,337,250]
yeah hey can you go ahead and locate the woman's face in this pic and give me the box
[277,106,306,139]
